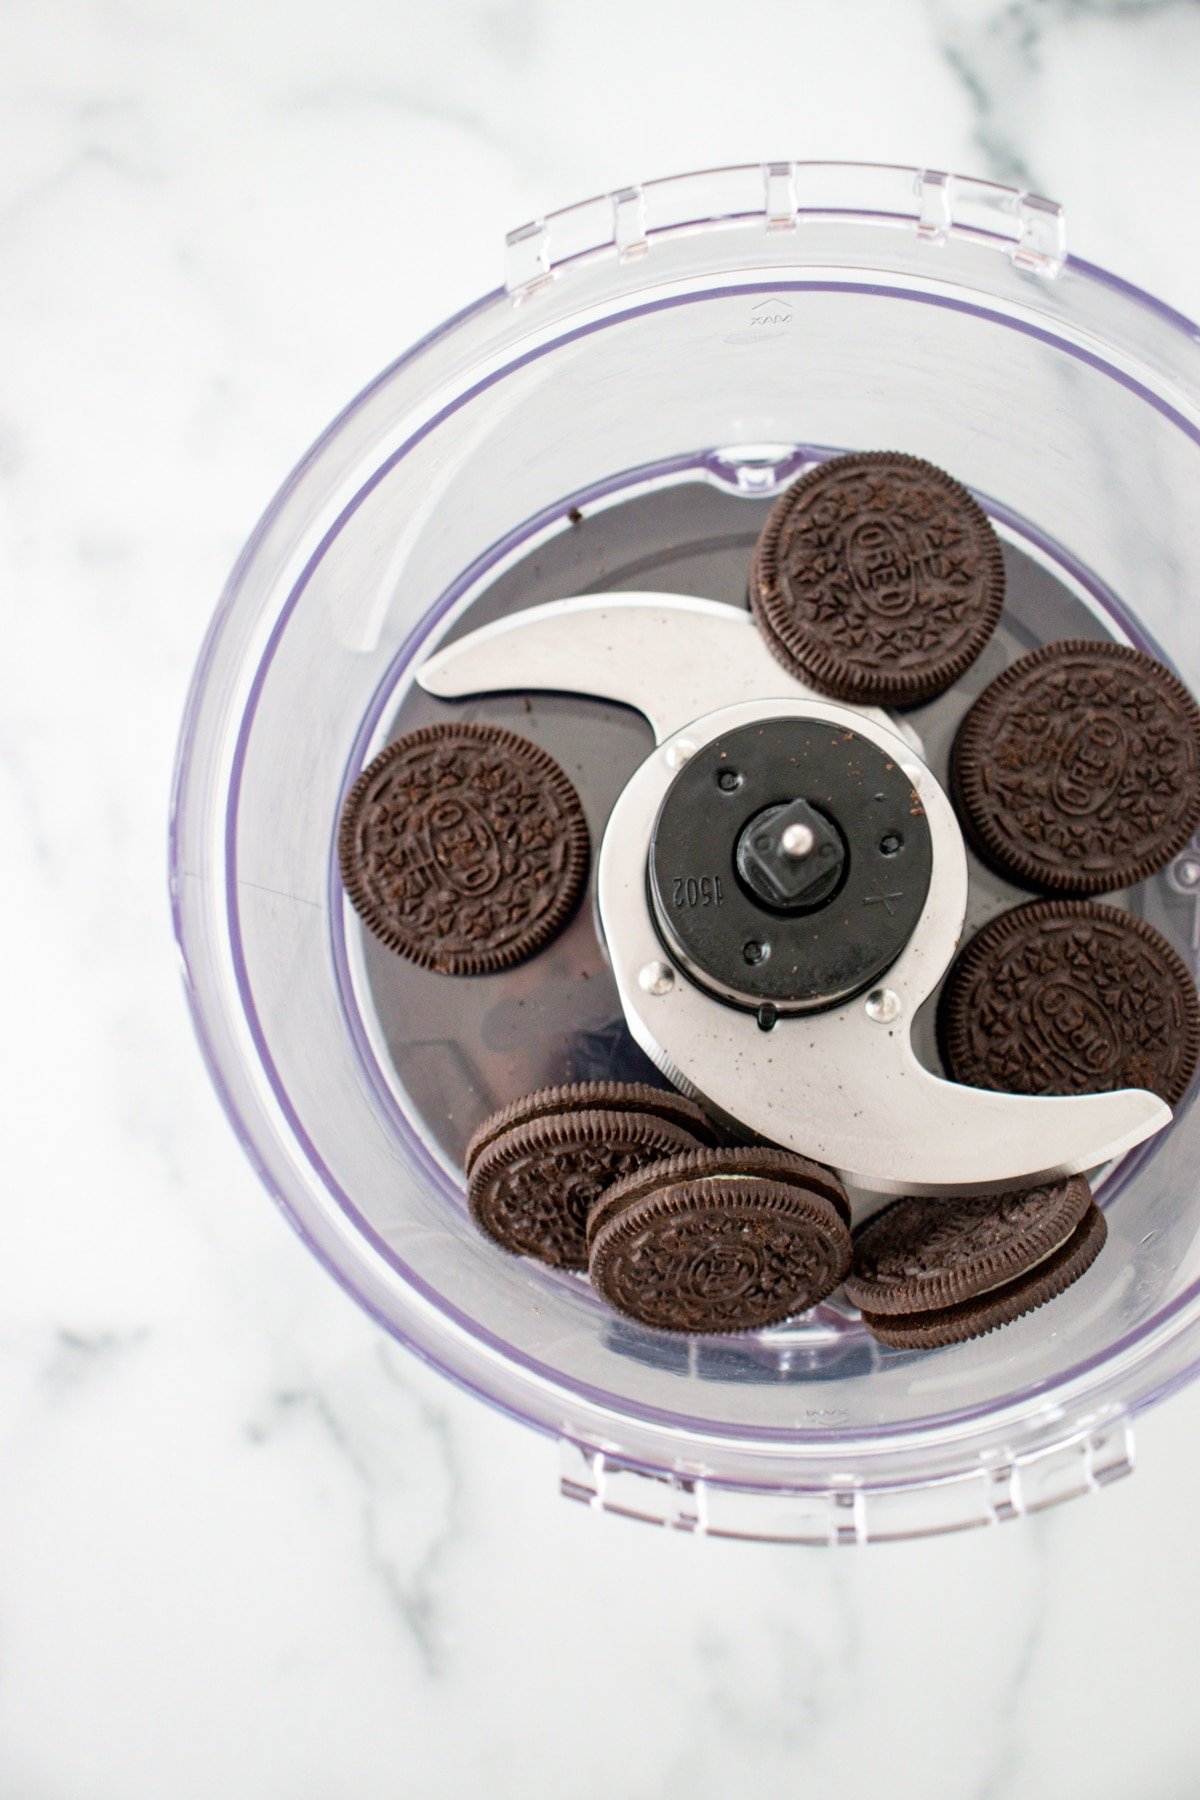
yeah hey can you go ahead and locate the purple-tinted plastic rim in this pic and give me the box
[172,246,1200,1459]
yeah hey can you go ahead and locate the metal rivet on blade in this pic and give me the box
[638,960,675,996]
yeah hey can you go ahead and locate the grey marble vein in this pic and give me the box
[373,1347,468,1677]
[971,1521,1052,1800]
[246,1345,466,1678]
[934,0,1200,197]
[933,2,1044,190]
[47,1326,151,1393]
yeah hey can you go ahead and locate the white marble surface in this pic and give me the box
[5,1,1200,1794]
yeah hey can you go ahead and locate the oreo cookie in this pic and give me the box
[846,1178,1106,1350]
[951,639,1200,895]
[749,451,1005,705]
[587,1145,852,1334]
[466,1082,717,1271]
[338,722,589,974]
[938,900,1200,1108]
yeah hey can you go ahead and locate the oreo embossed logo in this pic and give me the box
[845,515,920,617]
[1029,977,1123,1081]
[417,797,502,896]
[1050,715,1128,819]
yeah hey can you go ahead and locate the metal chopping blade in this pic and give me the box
[417,593,1169,1195]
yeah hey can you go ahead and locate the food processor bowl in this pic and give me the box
[171,162,1200,1543]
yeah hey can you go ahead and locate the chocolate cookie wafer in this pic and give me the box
[749,451,1005,705]
[338,722,589,974]
[951,639,1200,894]
[846,1180,1107,1350]
[464,1081,717,1177]
[938,900,1200,1108]
[847,1176,1093,1315]
[466,1082,717,1271]
[587,1145,852,1334]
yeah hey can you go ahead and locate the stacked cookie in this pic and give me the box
[844,1181,1107,1350]
[469,1083,854,1335]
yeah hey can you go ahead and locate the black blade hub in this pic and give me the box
[648,717,934,1014]
[735,796,846,911]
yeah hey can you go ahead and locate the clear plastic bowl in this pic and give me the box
[171,162,1200,1543]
